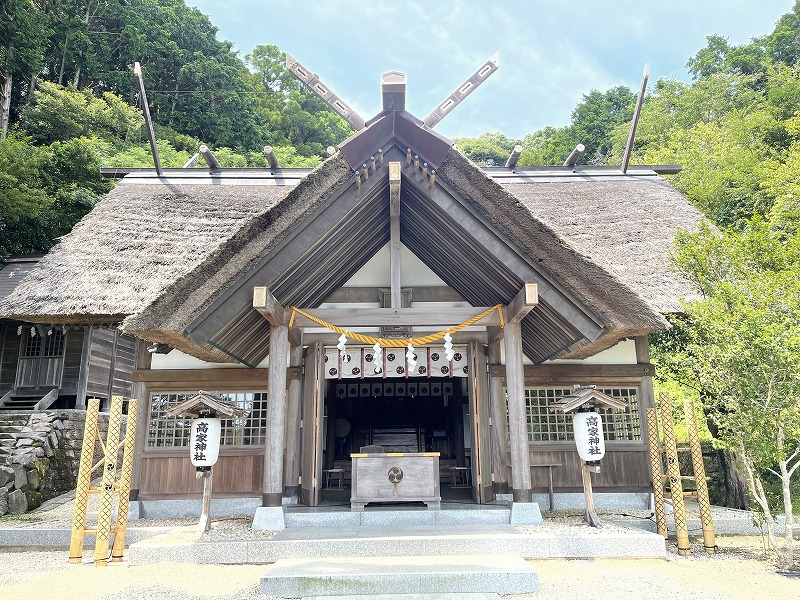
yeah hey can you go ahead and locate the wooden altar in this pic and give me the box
[350,452,441,510]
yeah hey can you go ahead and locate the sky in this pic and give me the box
[188,0,795,140]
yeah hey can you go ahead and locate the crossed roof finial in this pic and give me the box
[285,52,500,132]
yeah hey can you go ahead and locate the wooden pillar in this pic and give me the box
[283,341,303,499]
[488,340,510,493]
[129,340,151,500]
[635,335,658,505]
[504,320,532,501]
[263,324,289,507]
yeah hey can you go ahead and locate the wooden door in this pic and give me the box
[300,342,325,506]
[468,341,493,503]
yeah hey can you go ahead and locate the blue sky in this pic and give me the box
[189,0,795,139]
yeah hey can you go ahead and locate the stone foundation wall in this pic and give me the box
[0,410,121,515]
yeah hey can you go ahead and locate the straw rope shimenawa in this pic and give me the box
[288,304,504,347]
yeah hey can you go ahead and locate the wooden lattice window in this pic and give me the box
[146,391,268,448]
[525,387,641,443]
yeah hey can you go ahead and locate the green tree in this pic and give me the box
[453,132,519,166]
[660,221,800,566]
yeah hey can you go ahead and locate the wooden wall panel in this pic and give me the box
[111,334,136,398]
[60,329,85,392]
[86,329,113,398]
[139,451,264,497]
[528,446,650,491]
[0,325,21,390]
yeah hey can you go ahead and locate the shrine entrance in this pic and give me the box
[320,376,470,504]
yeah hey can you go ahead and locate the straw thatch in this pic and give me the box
[0,180,298,324]
[436,151,701,326]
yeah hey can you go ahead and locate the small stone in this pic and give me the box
[0,487,8,515]
[33,447,45,458]
[51,419,65,430]
[0,465,14,487]
[15,438,33,448]
[49,432,60,448]
[7,489,27,513]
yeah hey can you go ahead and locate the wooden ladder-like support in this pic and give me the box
[69,396,138,566]
[646,392,716,556]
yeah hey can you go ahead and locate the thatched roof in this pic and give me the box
[0,143,701,363]
[437,152,700,319]
[0,178,298,324]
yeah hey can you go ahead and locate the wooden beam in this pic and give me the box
[132,62,162,176]
[621,64,650,174]
[488,363,655,381]
[506,283,538,325]
[199,145,221,172]
[488,283,538,344]
[389,161,401,309]
[253,286,286,327]
[324,286,464,303]
[288,306,502,328]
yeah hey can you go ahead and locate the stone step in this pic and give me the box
[284,506,511,528]
[128,523,667,565]
[259,554,539,598]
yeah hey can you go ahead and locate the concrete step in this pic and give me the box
[259,554,539,598]
[128,523,667,564]
[284,505,511,528]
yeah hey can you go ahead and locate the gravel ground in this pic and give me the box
[2,497,798,600]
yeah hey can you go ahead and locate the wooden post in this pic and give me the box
[488,341,510,493]
[111,398,138,561]
[660,391,691,556]
[685,396,716,553]
[646,407,668,539]
[263,323,290,507]
[69,398,100,563]
[582,463,602,527]
[197,470,213,533]
[94,395,124,566]
[283,341,304,499]
[128,341,151,501]
[504,320,532,502]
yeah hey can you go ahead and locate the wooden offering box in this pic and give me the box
[350,452,441,510]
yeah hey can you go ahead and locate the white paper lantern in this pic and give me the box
[190,418,221,467]
[572,411,606,461]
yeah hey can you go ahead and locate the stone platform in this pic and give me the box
[259,554,539,598]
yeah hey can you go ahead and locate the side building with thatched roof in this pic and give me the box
[0,70,702,513]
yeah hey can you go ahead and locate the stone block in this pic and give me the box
[7,489,28,514]
[24,489,42,510]
[11,463,27,490]
[26,467,41,490]
[33,447,46,458]
[49,432,60,449]
[15,438,33,447]
[0,487,7,515]
[0,465,14,487]
[509,502,543,526]
[51,419,65,430]
[252,506,286,530]
[12,452,36,469]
